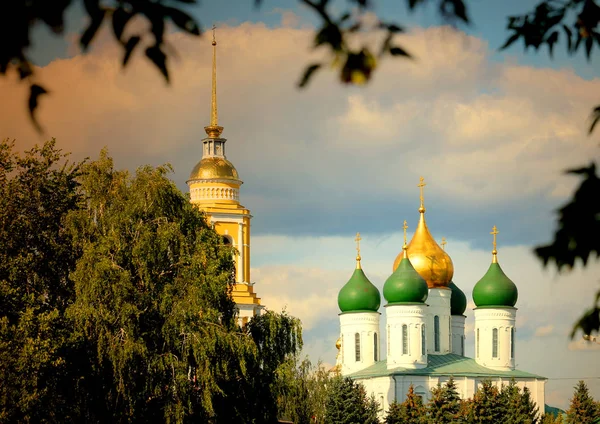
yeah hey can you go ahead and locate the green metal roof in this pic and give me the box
[347,353,546,380]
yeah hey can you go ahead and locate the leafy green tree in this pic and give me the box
[566,380,599,424]
[541,413,564,424]
[0,138,83,422]
[0,140,303,423]
[325,376,380,424]
[499,379,539,424]
[466,380,503,423]
[385,384,426,424]
[426,376,462,424]
[274,356,332,424]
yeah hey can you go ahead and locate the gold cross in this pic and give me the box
[355,232,362,256]
[490,225,499,253]
[417,176,426,211]
[402,220,408,247]
[441,237,447,250]
[212,24,216,44]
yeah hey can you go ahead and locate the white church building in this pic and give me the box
[335,179,546,414]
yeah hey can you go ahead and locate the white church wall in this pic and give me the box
[340,312,381,375]
[426,288,452,354]
[474,307,517,371]
[385,304,428,369]
[451,315,466,356]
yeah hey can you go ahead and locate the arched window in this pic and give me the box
[492,328,498,358]
[374,333,378,361]
[421,324,426,356]
[355,333,361,362]
[402,324,408,355]
[387,325,390,356]
[434,316,440,352]
[476,328,480,358]
[461,335,465,356]
[510,327,515,359]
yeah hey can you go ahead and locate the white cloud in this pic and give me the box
[535,324,555,337]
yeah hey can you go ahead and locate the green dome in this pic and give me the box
[383,256,428,304]
[448,282,467,315]
[338,267,381,313]
[472,262,518,308]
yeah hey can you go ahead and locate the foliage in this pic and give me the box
[535,164,600,338]
[426,376,462,423]
[384,384,426,424]
[0,138,82,422]
[274,357,332,424]
[541,413,564,424]
[0,139,303,423]
[465,380,503,423]
[566,380,599,424]
[324,376,380,424]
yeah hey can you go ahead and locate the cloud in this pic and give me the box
[534,324,555,337]
[2,24,599,249]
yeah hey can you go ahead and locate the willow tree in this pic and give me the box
[0,140,302,423]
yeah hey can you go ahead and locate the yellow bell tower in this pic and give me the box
[187,27,262,323]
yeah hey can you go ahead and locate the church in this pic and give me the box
[335,179,547,414]
[186,29,547,415]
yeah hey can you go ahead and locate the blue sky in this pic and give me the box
[6,0,600,409]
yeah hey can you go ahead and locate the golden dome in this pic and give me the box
[393,211,454,288]
[189,157,240,182]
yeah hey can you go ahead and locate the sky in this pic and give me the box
[3,0,600,411]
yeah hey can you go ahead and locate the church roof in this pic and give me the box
[347,353,546,380]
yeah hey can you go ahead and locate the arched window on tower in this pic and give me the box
[374,333,378,361]
[492,328,498,358]
[434,316,440,352]
[510,327,515,359]
[402,324,408,355]
[221,235,236,281]
[461,335,465,356]
[421,324,426,356]
[355,333,361,362]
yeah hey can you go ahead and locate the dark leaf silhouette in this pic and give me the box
[389,46,411,57]
[80,9,106,51]
[298,64,321,88]
[166,7,201,35]
[112,7,134,41]
[123,35,141,66]
[28,84,49,133]
[146,45,169,81]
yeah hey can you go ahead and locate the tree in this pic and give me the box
[566,380,599,424]
[426,377,462,423]
[325,376,380,424]
[466,380,503,423]
[0,139,303,422]
[384,384,426,424]
[498,379,539,424]
[0,138,83,422]
[274,356,332,424]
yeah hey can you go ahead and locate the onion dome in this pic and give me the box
[338,233,381,313]
[448,282,467,315]
[384,221,429,304]
[472,226,518,308]
[393,177,454,288]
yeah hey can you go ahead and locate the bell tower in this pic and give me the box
[187,27,261,323]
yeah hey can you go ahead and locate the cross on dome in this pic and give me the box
[417,176,426,213]
[355,232,362,269]
[490,225,499,263]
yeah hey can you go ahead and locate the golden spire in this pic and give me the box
[355,232,362,269]
[392,177,454,288]
[441,237,447,250]
[204,25,224,138]
[417,176,426,213]
[490,225,499,263]
[402,220,408,251]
